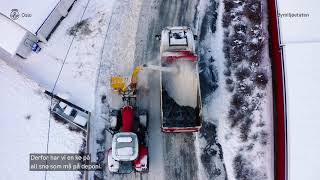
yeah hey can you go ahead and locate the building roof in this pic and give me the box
[0,0,60,34]
[283,42,320,180]
[278,0,320,179]
[0,14,26,55]
[278,0,320,44]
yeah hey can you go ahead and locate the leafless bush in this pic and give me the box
[224,58,232,68]
[235,67,251,81]
[226,77,235,92]
[246,143,254,151]
[256,120,265,127]
[226,78,233,85]
[227,84,235,93]
[230,46,246,63]
[243,0,262,24]
[25,114,32,120]
[236,83,254,96]
[224,0,234,13]
[231,93,245,109]
[224,68,232,76]
[251,133,259,142]
[248,99,258,112]
[229,110,245,127]
[254,71,268,88]
[239,118,253,142]
[248,51,262,65]
[259,130,269,145]
[52,113,68,125]
[68,19,92,36]
[233,154,264,180]
[234,23,247,34]
[222,13,232,28]
[68,124,82,133]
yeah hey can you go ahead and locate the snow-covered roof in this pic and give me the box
[0,0,60,34]
[278,0,320,43]
[73,114,87,127]
[283,43,320,180]
[278,0,320,179]
[0,14,26,55]
[64,105,73,115]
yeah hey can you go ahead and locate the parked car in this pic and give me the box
[52,101,88,128]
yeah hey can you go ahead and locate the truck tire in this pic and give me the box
[139,110,148,128]
[109,110,119,130]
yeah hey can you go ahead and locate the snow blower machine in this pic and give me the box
[106,67,148,174]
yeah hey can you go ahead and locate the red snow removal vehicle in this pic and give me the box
[106,74,148,173]
[156,26,202,133]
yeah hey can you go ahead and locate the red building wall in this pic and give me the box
[267,0,287,180]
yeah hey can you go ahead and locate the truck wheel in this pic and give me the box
[155,34,161,40]
[110,110,119,130]
[139,111,148,128]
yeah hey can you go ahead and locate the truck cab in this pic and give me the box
[160,26,196,54]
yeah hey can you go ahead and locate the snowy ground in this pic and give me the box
[0,59,83,180]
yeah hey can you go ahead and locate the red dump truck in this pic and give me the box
[156,26,202,133]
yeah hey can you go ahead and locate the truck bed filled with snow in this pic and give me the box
[161,60,201,128]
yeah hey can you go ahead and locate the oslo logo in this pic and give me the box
[10,9,19,20]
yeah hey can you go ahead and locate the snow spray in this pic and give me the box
[163,60,197,108]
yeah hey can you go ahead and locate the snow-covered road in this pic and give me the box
[134,0,201,180]
[91,0,227,180]
[136,0,226,179]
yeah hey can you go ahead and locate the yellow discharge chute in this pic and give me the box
[110,66,143,93]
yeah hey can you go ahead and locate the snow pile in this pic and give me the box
[163,60,197,108]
